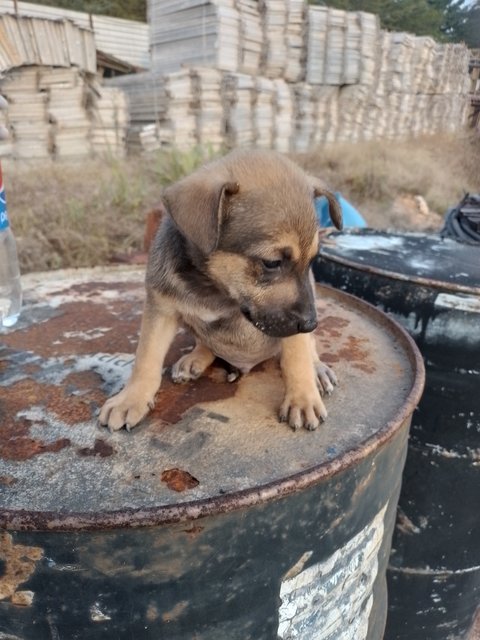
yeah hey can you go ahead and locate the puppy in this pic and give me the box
[99,149,342,432]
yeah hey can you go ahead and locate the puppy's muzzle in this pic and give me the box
[241,306,318,338]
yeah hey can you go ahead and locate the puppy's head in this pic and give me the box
[162,149,342,338]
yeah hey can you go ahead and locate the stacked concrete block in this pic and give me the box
[273,78,294,153]
[192,67,225,149]
[237,0,263,75]
[0,14,129,160]
[253,76,276,148]
[112,0,473,153]
[284,0,305,83]
[149,0,240,74]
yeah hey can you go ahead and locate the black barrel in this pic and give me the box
[0,266,424,640]
[314,229,480,640]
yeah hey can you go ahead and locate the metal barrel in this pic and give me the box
[0,266,423,640]
[314,229,480,640]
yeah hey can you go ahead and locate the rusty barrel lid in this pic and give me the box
[317,229,480,295]
[0,266,424,531]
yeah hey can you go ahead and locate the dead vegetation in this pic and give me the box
[296,132,480,230]
[3,132,479,274]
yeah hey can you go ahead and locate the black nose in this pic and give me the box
[297,317,318,333]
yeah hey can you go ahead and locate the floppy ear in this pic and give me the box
[311,179,343,230]
[162,176,240,254]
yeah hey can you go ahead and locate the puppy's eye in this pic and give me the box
[262,259,282,270]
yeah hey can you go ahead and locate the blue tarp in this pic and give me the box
[315,193,367,228]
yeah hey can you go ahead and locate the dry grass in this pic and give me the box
[4,147,216,273]
[296,132,480,229]
[3,133,479,274]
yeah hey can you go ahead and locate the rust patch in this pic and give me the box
[0,430,71,462]
[338,335,376,374]
[149,372,238,425]
[2,296,141,358]
[145,332,239,425]
[64,370,106,395]
[315,315,351,339]
[0,376,108,460]
[0,532,43,602]
[5,375,104,423]
[77,439,115,458]
[182,525,204,538]
[146,602,159,622]
[161,468,200,492]
[321,335,376,374]
[391,361,406,377]
[11,590,34,606]
[162,600,188,622]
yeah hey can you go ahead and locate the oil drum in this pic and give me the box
[0,266,423,640]
[314,229,480,639]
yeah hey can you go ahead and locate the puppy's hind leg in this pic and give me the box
[171,340,215,383]
[310,333,338,396]
[99,295,178,432]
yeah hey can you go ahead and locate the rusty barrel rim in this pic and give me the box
[0,279,425,532]
[318,230,480,296]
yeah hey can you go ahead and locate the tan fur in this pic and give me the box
[280,333,327,430]
[99,149,342,432]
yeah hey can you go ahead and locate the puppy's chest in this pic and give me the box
[181,309,280,372]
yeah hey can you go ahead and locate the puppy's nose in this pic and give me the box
[296,316,318,333]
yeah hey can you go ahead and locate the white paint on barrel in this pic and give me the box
[278,503,388,640]
[90,602,112,622]
[434,293,480,314]
[331,235,405,253]
[0,351,134,391]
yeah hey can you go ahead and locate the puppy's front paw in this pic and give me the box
[99,386,155,432]
[315,361,338,396]
[279,386,328,431]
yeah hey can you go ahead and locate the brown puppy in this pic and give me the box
[99,149,342,432]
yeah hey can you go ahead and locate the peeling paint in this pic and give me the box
[278,504,387,639]
[396,509,422,535]
[423,442,480,464]
[10,590,34,606]
[283,551,314,581]
[77,438,115,458]
[434,293,480,314]
[146,602,159,622]
[161,469,200,492]
[388,564,480,577]
[332,234,405,253]
[161,600,188,622]
[62,328,112,341]
[0,533,42,602]
[45,557,84,572]
[90,602,112,622]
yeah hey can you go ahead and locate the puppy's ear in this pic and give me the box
[311,179,343,230]
[162,177,240,254]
